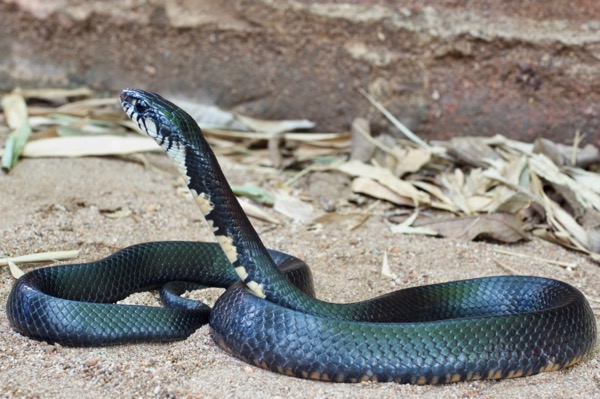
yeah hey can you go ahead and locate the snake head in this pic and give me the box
[120,88,205,163]
[120,88,210,185]
[120,89,179,144]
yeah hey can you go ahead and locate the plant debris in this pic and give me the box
[1,88,599,263]
[0,250,80,267]
[1,89,31,171]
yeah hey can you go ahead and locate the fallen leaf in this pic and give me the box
[381,251,396,279]
[447,136,502,168]
[9,261,24,279]
[566,167,600,196]
[0,250,80,266]
[1,89,32,170]
[390,213,530,243]
[54,98,117,116]
[19,135,159,158]
[172,99,247,130]
[338,160,429,206]
[530,153,600,211]
[101,207,132,219]
[493,191,533,214]
[388,211,438,236]
[203,128,350,145]
[267,132,286,169]
[350,118,375,162]
[394,147,431,176]
[235,113,315,135]
[533,137,565,166]
[238,198,279,224]
[440,170,472,215]
[273,190,314,223]
[411,181,457,212]
[21,87,93,101]
[567,143,599,168]
[231,184,274,206]
[351,177,414,207]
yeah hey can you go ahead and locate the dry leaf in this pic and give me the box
[533,137,565,166]
[566,143,599,168]
[493,249,576,269]
[54,98,117,116]
[8,261,25,279]
[447,137,502,168]
[273,190,314,223]
[566,167,600,196]
[542,194,591,251]
[493,191,533,214]
[172,99,247,130]
[530,153,600,211]
[101,207,132,219]
[19,135,159,158]
[548,181,586,219]
[581,209,600,253]
[394,147,431,176]
[440,170,473,215]
[267,132,286,169]
[350,118,375,162]
[483,134,534,155]
[410,181,457,212]
[170,98,315,134]
[0,250,80,266]
[203,128,350,146]
[235,113,315,135]
[532,228,579,249]
[351,177,414,207]
[381,251,396,279]
[21,87,93,101]
[238,198,279,224]
[338,160,429,206]
[510,156,530,187]
[388,211,438,236]
[390,213,530,243]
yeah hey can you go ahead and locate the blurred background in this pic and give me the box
[2,0,599,145]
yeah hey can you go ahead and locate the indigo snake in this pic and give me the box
[6,89,596,384]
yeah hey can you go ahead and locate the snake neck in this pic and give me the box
[120,89,308,306]
[185,136,315,307]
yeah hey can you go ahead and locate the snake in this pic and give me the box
[6,89,596,384]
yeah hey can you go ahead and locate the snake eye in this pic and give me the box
[134,99,148,114]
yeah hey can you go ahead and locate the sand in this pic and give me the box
[0,154,598,398]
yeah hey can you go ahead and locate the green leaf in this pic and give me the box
[1,90,31,171]
[231,184,274,205]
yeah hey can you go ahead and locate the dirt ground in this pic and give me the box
[0,153,599,398]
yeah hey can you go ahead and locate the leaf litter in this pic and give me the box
[1,87,600,266]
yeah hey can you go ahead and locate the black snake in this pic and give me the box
[6,89,596,384]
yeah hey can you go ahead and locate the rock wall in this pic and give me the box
[1,0,599,145]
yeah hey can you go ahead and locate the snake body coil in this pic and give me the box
[6,89,596,384]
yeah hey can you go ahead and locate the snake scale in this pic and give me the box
[6,89,596,384]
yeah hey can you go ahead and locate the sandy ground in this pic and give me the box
[0,153,599,399]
